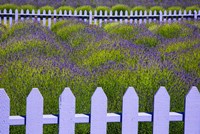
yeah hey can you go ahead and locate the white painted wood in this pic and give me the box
[173,10,177,22]
[109,10,112,22]
[153,10,157,22]
[148,10,152,23]
[120,10,123,24]
[124,10,128,24]
[99,10,102,27]
[104,10,107,24]
[0,10,1,24]
[122,87,138,134]
[184,86,200,134]
[0,89,10,134]
[63,10,67,20]
[159,10,163,22]
[48,10,51,28]
[90,87,107,134]
[42,10,46,26]
[139,10,142,24]
[178,10,182,21]
[26,9,30,20]
[26,88,43,134]
[9,9,12,27]
[183,10,187,21]
[32,10,35,22]
[84,10,87,22]
[114,10,118,22]
[20,9,24,21]
[53,10,57,23]
[37,10,41,23]
[194,10,197,20]
[134,11,138,24]
[144,10,147,23]
[3,9,7,25]
[163,10,167,22]
[168,10,172,23]
[15,9,18,23]
[94,10,97,25]
[79,10,82,21]
[153,87,170,134]
[59,88,75,134]
[130,11,133,24]
[89,10,92,25]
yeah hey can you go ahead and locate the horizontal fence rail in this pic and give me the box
[0,9,200,28]
[0,86,200,134]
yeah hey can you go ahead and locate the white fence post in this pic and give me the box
[79,10,82,21]
[15,9,18,23]
[144,10,147,24]
[0,10,1,24]
[120,10,123,24]
[168,10,172,23]
[26,9,30,20]
[163,10,167,23]
[159,10,163,23]
[54,10,57,23]
[114,11,118,22]
[42,10,46,26]
[104,10,108,24]
[139,10,143,24]
[94,10,97,25]
[124,10,128,24]
[90,87,107,134]
[109,10,112,22]
[153,87,170,134]
[32,10,35,22]
[130,11,133,24]
[20,9,24,21]
[37,10,41,23]
[148,10,152,23]
[26,88,43,134]
[134,10,138,24]
[0,89,10,134]
[153,10,157,22]
[194,10,197,20]
[178,10,182,21]
[59,88,75,134]
[184,86,200,134]
[99,10,102,27]
[84,10,87,22]
[122,87,138,134]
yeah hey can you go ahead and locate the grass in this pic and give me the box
[0,20,200,134]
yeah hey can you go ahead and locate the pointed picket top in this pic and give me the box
[59,88,75,134]
[74,10,77,15]
[79,10,82,15]
[32,9,35,15]
[120,10,123,16]
[183,10,187,15]
[15,9,18,13]
[115,10,118,16]
[179,10,182,15]
[153,86,170,134]
[144,10,147,15]
[139,10,143,15]
[130,10,133,16]
[164,10,167,15]
[188,10,192,15]
[122,87,138,134]
[149,10,152,15]
[135,10,138,15]
[48,10,51,14]
[54,10,56,15]
[64,10,67,15]
[26,88,43,134]
[105,10,107,16]
[125,10,128,16]
[184,86,200,134]
[4,9,6,13]
[90,87,107,134]
[100,10,102,16]
[37,9,40,14]
[9,9,12,14]
[84,10,87,15]
[69,10,72,15]
[26,9,30,14]
[153,10,157,15]
[59,10,62,15]
[0,89,10,134]
[94,10,97,16]
[173,10,177,15]
[168,10,172,15]
[43,10,46,14]
[109,10,112,16]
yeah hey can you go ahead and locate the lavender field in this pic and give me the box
[0,0,199,7]
[0,19,200,133]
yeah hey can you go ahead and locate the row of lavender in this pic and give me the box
[0,9,200,27]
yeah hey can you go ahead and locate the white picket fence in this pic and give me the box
[0,86,200,134]
[0,9,200,28]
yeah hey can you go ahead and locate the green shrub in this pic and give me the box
[96,6,110,15]
[111,4,130,15]
[132,6,146,14]
[56,23,85,41]
[20,4,37,12]
[186,5,199,13]
[134,36,160,47]
[0,4,19,12]
[168,6,183,13]
[156,23,185,38]
[39,5,54,13]
[150,6,164,14]
[51,20,66,33]
[56,6,74,14]
[76,5,93,15]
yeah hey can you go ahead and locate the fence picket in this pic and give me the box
[0,10,1,24]
[139,10,142,24]
[168,10,172,23]
[178,10,182,21]
[59,88,75,134]
[148,10,152,23]
[32,10,35,22]
[153,10,157,22]
[163,10,167,22]
[183,10,187,21]
[173,10,177,22]
[104,10,108,24]
[48,10,51,28]
[89,10,92,25]
[120,10,123,24]
[144,10,147,23]
[90,87,107,134]
[84,10,87,22]
[9,9,12,27]
[124,10,128,24]
[54,10,57,23]
[122,87,138,134]
[79,10,82,21]
[153,87,170,134]
[4,9,7,25]
[0,89,10,134]
[134,10,138,24]
[159,11,163,23]
[37,10,41,23]
[42,10,46,26]
[26,88,43,134]
[109,10,113,22]
[130,11,133,24]
[94,10,97,25]
[99,10,102,27]
[15,9,18,23]
[184,86,200,134]
[26,9,30,20]
[115,11,118,22]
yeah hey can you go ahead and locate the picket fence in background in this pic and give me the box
[0,9,200,28]
[0,86,200,134]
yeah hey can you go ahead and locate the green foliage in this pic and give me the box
[156,23,189,38]
[134,36,160,47]
[39,5,54,13]
[104,23,136,40]
[0,4,19,12]
[76,5,93,14]
[186,5,199,13]
[51,20,66,33]
[150,6,164,14]
[20,4,37,12]
[96,6,110,15]
[132,6,146,14]
[168,6,183,13]
[111,4,130,15]
[56,6,74,14]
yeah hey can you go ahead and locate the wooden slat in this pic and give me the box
[26,88,43,134]
[122,87,138,134]
[90,87,107,134]
[153,87,170,134]
[59,88,75,134]
[0,89,10,134]
[184,86,200,134]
